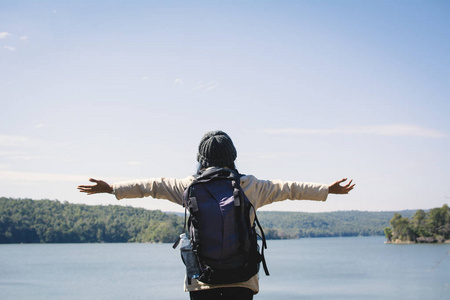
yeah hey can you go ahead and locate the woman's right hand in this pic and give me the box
[77,178,113,195]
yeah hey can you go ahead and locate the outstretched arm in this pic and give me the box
[328,178,355,194]
[77,178,114,195]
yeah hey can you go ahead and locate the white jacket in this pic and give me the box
[112,173,329,294]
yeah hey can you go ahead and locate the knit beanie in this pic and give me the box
[197,130,237,167]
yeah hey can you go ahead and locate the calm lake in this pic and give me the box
[1,237,449,300]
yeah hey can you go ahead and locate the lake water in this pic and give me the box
[1,237,449,300]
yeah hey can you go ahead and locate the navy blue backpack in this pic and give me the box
[173,167,269,284]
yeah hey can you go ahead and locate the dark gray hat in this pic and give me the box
[197,130,237,167]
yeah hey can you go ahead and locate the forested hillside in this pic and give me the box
[1,197,415,243]
[0,197,183,243]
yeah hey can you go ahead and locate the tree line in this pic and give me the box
[384,204,450,243]
[1,197,418,244]
[257,210,414,239]
[0,197,183,243]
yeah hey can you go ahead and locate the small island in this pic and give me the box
[384,204,450,244]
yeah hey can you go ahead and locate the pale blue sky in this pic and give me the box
[1,0,449,213]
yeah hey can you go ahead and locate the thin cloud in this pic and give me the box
[0,32,10,39]
[0,170,88,182]
[265,124,447,138]
[19,36,29,41]
[127,161,144,166]
[191,81,217,92]
[0,151,25,157]
[175,79,218,91]
[8,155,35,161]
[3,45,16,51]
[0,170,127,183]
[0,135,33,146]
[240,151,310,160]
[204,84,217,91]
[0,149,47,161]
[0,135,72,155]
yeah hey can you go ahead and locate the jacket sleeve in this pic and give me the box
[240,175,329,209]
[112,176,194,206]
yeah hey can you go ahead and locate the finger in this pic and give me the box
[343,179,353,188]
[79,185,95,191]
[332,178,346,187]
[345,184,356,192]
[77,185,95,189]
[89,178,100,183]
[339,178,347,183]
